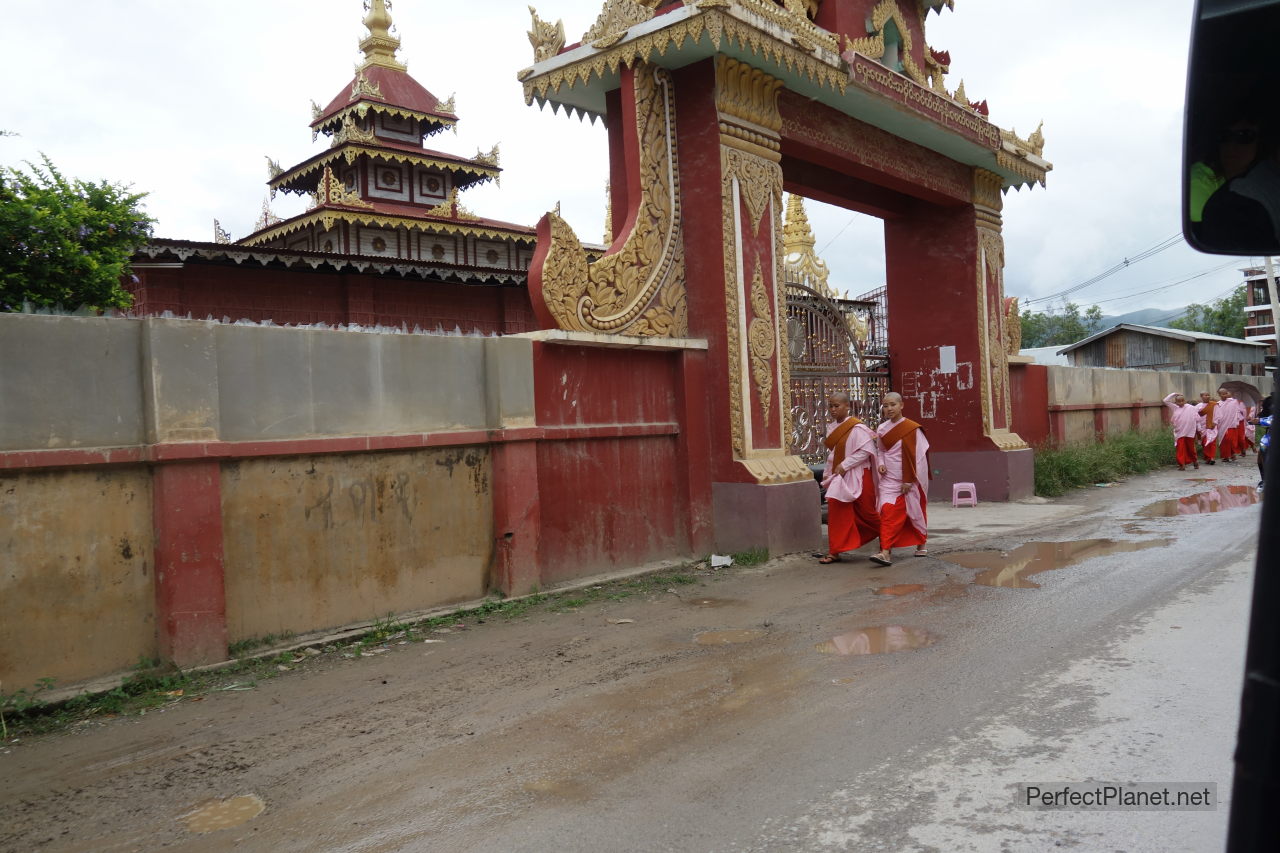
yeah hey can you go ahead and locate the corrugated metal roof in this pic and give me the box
[1057,323,1268,354]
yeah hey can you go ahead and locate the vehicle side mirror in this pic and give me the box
[1183,0,1280,255]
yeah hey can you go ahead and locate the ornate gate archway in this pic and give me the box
[781,195,889,466]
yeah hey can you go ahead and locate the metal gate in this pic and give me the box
[786,282,890,466]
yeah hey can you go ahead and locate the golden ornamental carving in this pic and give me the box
[1001,121,1045,158]
[266,156,283,180]
[437,93,456,114]
[273,149,498,193]
[715,56,784,135]
[583,0,659,49]
[350,70,385,102]
[310,100,323,121]
[532,63,686,337]
[474,143,501,168]
[312,165,374,211]
[1004,295,1022,356]
[254,196,282,233]
[528,6,567,62]
[241,208,534,248]
[972,167,1004,214]
[423,187,481,221]
[522,6,847,110]
[332,113,378,148]
[976,224,1013,439]
[995,148,1051,188]
[845,0,928,87]
[748,258,776,428]
[213,219,232,244]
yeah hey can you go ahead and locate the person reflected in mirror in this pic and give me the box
[870,393,929,566]
[1164,392,1201,471]
[1190,114,1261,227]
[1199,120,1280,251]
[1253,394,1271,491]
[817,392,880,564]
[1195,391,1220,464]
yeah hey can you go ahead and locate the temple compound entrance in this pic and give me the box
[521,0,1051,553]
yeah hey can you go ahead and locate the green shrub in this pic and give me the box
[1034,427,1175,496]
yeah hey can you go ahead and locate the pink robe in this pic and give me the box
[1216,397,1243,432]
[1165,394,1200,439]
[876,418,930,540]
[822,419,878,503]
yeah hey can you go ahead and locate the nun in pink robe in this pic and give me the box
[1164,392,1200,469]
[870,393,930,566]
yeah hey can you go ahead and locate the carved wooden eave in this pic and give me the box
[311,102,458,139]
[518,0,1050,192]
[269,145,502,196]
[239,206,538,249]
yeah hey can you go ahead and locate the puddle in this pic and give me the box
[875,584,925,596]
[694,629,766,645]
[181,795,265,833]
[687,597,741,608]
[945,539,1164,589]
[815,625,937,655]
[1137,486,1260,517]
[1122,523,1150,534]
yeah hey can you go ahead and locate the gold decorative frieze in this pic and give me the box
[715,56,784,138]
[845,0,928,87]
[474,143,501,167]
[972,167,1004,222]
[438,93,456,114]
[273,148,498,194]
[1000,121,1045,158]
[522,6,846,110]
[242,207,535,247]
[1003,295,1022,356]
[532,63,686,337]
[995,148,1051,188]
[423,187,482,221]
[312,165,374,210]
[528,6,567,61]
[583,0,659,49]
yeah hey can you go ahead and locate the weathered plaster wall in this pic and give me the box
[1042,365,1261,445]
[0,468,155,689]
[221,448,492,643]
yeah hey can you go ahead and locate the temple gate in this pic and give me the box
[522,0,1050,553]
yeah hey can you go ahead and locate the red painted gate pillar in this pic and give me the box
[884,169,1034,500]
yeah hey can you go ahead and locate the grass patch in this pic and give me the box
[731,547,769,566]
[1034,427,1175,497]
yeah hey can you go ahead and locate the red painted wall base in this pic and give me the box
[711,479,822,555]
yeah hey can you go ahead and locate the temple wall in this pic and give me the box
[0,314,709,694]
[1010,363,1262,446]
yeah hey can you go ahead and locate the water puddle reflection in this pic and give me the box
[815,625,936,655]
[875,584,925,596]
[1137,486,1259,517]
[181,795,265,833]
[945,539,1163,589]
[694,629,766,645]
[523,778,591,800]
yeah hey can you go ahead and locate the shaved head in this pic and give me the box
[884,392,903,404]
[829,390,851,404]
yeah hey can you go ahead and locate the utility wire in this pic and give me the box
[1023,232,1184,305]
[1085,260,1239,306]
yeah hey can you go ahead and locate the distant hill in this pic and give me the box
[1096,307,1186,331]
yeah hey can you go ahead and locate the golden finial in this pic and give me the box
[359,0,407,72]
[783,193,816,255]
[782,194,834,299]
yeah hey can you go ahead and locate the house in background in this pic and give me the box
[1057,323,1268,375]
[1242,265,1278,362]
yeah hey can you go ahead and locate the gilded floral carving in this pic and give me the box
[748,258,776,427]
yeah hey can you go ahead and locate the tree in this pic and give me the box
[1169,285,1247,338]
[1019,301,1105,348]
[0,155,153,312]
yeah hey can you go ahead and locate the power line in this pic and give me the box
[1023,233,1185,306]
[1085,260,1239,306]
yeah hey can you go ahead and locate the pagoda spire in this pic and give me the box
[359,0,407,72]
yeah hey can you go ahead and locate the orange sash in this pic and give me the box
[881,418,922,485]
[1203,401,1217,430]
[824,416,863,471]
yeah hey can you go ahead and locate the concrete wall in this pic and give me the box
[0,313,710,693]
[1020,363,1265,446]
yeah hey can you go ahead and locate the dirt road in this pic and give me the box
[0,462,1261,852]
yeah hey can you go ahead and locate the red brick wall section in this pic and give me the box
[1009,363,1050,447]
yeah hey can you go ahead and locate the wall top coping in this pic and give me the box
[512,330,709,351]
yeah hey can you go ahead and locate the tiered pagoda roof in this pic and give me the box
[238,0,534,250]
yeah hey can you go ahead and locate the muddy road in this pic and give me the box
[0,463,1261,852]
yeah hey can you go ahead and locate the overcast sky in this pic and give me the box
[1,0,1255,317]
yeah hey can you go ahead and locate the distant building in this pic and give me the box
[1241,264,1278,359]
[1057,323,1267,375]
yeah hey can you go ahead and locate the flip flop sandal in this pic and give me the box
[914,549,929,557]
[869,555,892,566]
[818,554,840,564]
